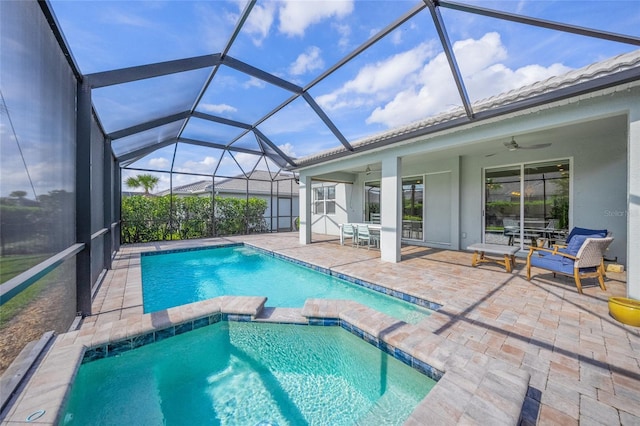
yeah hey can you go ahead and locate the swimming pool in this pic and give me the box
[62,321,436,425]
[141,245,434,323]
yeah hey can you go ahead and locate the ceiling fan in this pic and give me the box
[504,137,551,151]
[353,165,377,175]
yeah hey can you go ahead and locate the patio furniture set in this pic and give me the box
[340,223,381,249]
[468,226,613,295]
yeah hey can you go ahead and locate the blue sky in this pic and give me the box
[46,0,640,191]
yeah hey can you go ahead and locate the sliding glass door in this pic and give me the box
[402,177,423,240]
[364,181,380,223]
[485,160,570,248]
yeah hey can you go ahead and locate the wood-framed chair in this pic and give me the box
[526,236,613,294]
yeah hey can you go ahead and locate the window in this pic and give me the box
[313,186,336,215]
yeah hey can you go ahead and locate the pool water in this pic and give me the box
[141,246,431,323]
[63,322,436,425]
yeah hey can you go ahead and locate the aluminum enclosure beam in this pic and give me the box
[253,129,296,167]
[117,138,177,162]
[222,56,303,94]
[439,1,640,47]
[303,93,353,151]
[191,111,253,130]
[86,54,222,88]
[179,137,263,156]
[426,0,473,119]
[75,80,92,316]
[108,111,191,140]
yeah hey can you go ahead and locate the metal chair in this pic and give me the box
[355,225,372,249]
[341,224,355,246]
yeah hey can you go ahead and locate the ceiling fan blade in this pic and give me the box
[519,143,552,150]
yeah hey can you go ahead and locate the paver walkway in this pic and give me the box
[84,233,639,425]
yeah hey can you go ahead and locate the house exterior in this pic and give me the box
[295,50,640,300]
[157,170,300,232]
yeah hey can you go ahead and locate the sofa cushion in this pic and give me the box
[562,234,604,265]
[566,227,607,244]
[530,253,574,275]
[530,252,598,274]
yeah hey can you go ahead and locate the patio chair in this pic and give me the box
[553,226,608,247]
[526,235,613,294]
[552,227,609,273]
[355,225,372,249]
[341,224,355,246]
[503,218,519,245]
[369,226,381,249]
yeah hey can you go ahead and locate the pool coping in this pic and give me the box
[3,295,530,425]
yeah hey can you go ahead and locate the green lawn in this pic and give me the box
[0,254,51,284]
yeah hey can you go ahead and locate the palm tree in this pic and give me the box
[126,174,159,196]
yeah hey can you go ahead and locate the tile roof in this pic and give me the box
[156,170,298,196]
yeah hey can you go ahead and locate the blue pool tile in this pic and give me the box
[193,317,209,330]
[363,332,379,347]
[108,340,132,357]
[394,348,413,366]
[175,322,193,335]
[412,358,443,381]
[308,318,325,326]
[82,346,106,363]
[209,313,222,324]
[380,341,395,356]
[224,314,252,322]
[131,332,154,349]
[142,243,243,257]
[155,327,175,342]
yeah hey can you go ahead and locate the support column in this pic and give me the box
[114,164,121,252]
[76,80,92,316]
[299,174,312,244]
[380,156,402,262]
[628,108,640,300]
[103,139,113,270]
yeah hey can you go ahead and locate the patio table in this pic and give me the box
[467,243,520,272]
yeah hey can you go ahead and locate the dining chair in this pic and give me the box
[356,225,371,249]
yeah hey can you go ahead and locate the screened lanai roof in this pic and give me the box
[48,0,640,179]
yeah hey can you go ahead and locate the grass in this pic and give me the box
[0,254,51,284]
[0,277,49,328]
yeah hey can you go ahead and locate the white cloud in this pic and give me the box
[278,143,297,158]
[390,30,403,46]
[318,32,574,128]
[175,156,218,174]
[243,76,266,89]
[290,46,324,75]
[243,1,277,45]
[317,41,436,111]
[279,0,354,37]
[107,10,153,28]
[200,103,238,114]
[148,157,170,169]
[332,22,351,50]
